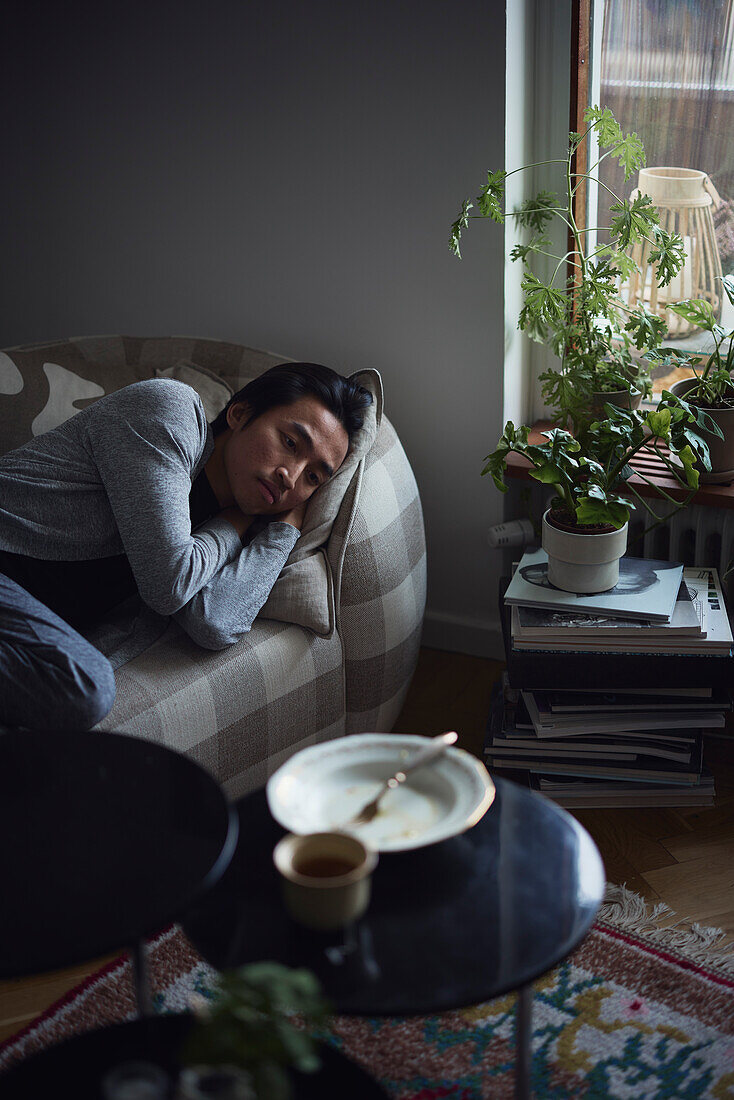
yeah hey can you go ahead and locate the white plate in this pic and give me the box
[266,734,495,852]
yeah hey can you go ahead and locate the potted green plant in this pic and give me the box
[449,105,721,592]
[649,275,734,483]
[483,407,715,592]
[449,104,686,434]
[181,962,330,1100]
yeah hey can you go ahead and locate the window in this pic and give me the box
[585,0,734,394]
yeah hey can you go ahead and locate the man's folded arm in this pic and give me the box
[173,522,300,649]
[84,381,243,615]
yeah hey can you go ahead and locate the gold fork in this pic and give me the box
[346,731,459,827]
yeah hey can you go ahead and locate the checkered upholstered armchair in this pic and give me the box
[0,336,426,797]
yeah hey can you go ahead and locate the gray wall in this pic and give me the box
[2,0,507,656]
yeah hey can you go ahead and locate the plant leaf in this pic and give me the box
[624,305,667,350]
[514,190,557,233]
[674,443,700,488]
[645,407,672,439]
[519,272,567,331]
[721,273,734,308]
[449,199,473,258]
[583,105,622,147]
[509,236,552,263]
[668,297,717,330]
[612,130,646,180]
[647,228,685,285]
[476,169,507,222]
[575,492,630,529]
[583,106,645,178]
[529,463,566,485]
[610,192,659,249]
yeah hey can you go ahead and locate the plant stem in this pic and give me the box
[606,435,658,487]
[566,147,594,355]
[502,160,570,179]
[570,172,625,207]
[501,209,575,233]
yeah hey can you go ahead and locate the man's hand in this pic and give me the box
[219,506,254,541]
[275,501,307,531]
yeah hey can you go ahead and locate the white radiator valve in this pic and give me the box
[487,518,535,549]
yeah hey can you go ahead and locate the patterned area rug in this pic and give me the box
[2,884,734,1098]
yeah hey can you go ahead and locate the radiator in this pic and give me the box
[629,503,734,604]
[503,483,734,604]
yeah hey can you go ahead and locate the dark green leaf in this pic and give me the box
[449,199,473,258]
[519,272,567,330]
[476,169,507,222]
[514,190,557,232]
[624,306,666,350]
[509,236,552,263]
[529,463,565,485]
[647,228,685,285]
[721,273,734,308]
[575,493,630,529]
[610,193,659,249]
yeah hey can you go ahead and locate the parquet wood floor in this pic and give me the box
[2,646,732,1044]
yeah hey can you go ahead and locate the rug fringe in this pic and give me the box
[598,882,734,977]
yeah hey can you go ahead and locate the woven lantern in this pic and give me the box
[622,167,723,337]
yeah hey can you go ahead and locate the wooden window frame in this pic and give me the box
[568,0,592,280]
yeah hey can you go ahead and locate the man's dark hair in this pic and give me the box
[210,362,373,447]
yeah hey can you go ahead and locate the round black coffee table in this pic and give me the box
[182,777,605,1099]
[0,728,238,1010]
[0,1014,387,1099]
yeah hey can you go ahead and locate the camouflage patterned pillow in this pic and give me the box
[0,336,163,455]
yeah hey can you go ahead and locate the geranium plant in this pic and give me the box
[450,103,722,535]
[450,104,686,434]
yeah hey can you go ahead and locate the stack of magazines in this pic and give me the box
[488,549,734,808]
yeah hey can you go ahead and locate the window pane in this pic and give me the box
[594,0,734,394]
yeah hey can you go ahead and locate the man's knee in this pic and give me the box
[0,574,116,730]
[62,651,116,730]
[0,642,116,731]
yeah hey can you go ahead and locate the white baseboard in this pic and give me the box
[420,610,505,660]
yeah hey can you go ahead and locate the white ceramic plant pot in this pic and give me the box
[542,509,629,594]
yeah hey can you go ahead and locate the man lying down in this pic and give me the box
[0,363,372,731]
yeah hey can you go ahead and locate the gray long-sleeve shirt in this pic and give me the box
[0,379,299,648]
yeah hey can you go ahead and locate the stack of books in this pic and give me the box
[489,549,734,808]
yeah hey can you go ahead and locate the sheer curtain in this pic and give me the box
[597,0,734,259]
[594,0,734,374]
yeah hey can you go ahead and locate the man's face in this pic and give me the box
[222,395,349,515]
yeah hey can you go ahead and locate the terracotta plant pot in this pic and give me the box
[542,509,629,594]
[669,377,734,484]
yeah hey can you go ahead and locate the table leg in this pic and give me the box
[130,939,153,1018]
[514,982,533,1100]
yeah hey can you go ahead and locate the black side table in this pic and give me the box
[182,777,605,1100]
[0,728,238,1013]
[0,1015,387,1099]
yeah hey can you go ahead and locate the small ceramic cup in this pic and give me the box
[273,831,378,931]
